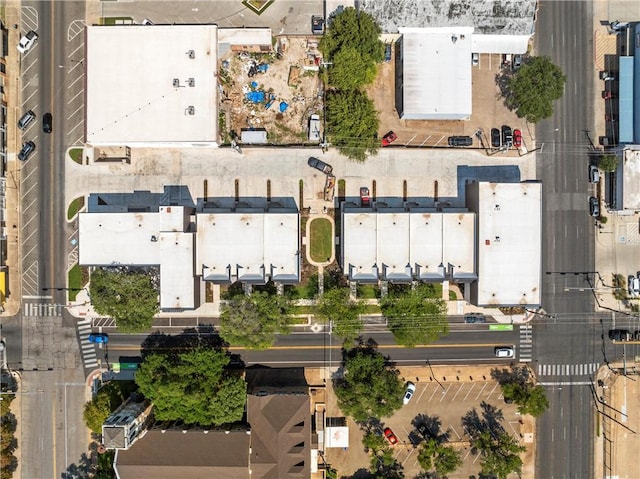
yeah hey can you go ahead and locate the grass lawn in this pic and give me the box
[68,264,82,301]
[357,285,378,299]
[309,218,333,263]
[67,196,85,220]
[69,148,83,164]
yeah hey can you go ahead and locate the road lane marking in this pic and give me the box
[113,342,510,351]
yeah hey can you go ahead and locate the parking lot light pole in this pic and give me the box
[425,358,445,391]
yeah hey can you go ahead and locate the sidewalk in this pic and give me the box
[2,1,24,317]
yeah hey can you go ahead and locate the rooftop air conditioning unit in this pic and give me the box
[172,78,180,87]
[187,50,195,59]
[187,106,195,115]
[187,78,195,87]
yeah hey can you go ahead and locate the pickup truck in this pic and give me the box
[308,114,321,142]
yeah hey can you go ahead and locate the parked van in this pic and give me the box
[18,110,36,130]
[308,114,321,142]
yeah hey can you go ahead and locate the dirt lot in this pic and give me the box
[323,364,535,479]
[368,47,533,155]
[219,37,324,144]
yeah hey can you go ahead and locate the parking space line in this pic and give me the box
[68,44,84,59]
[428,384,440,402]
[69,62,84,75]
[66,104,84,121]
[22,89,39,106]
[449,424,461,440]
[67,75,84,90]
[67,121,84,137]
[474,382,488,400]
[415,384,428,403]
[22,227,39,246]
[451,383,465,402]
[67,89,84,105]
[439,384,452,402]
[462,383,476,401]
[486,382,499,399]
[21,182,39,200]
[21,59,39,78]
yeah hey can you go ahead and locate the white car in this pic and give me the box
[495,347,514,358]
[403,382,416,405]
[17,31,38,53]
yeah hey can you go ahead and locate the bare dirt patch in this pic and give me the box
[220,37,324,144]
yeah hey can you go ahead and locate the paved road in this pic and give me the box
[16,2,90,479]
[534,1,609,478]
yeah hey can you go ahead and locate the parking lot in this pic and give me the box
[325,364,533,478]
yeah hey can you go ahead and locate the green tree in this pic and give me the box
[417,438,462,476]
[316,288,365,344]
[333,347,403,422]
[220,291,292,349]
[598,154,618,172]
[381,285,448,347]
[320,7,384,67]
[329,47,378,90]
[135,348,246,426]
[494,366,549,417]
[474,430,525,479]
[506,55,566,123]
[326,89,379,162]
[83,393,112,434]
[90,268,159,333]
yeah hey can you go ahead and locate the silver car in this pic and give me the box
[589,165,600,183]
[495,347,514,358]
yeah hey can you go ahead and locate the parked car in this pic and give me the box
[403,382,416,405]
[381,130,397,147]
[501,125,513,146]
[307,157,333,174]
[383,427,398,445]
[472,52,479,66]
[88,333,109,344]
[311,15,324,35]
[464,313,486,324]
[589,165,600,183]
[513,129,522,148]
[628,276,640,298]
[18,110,36,130]
[17,30,38,53]
[512,54,523,70]
[491,128,501,148]
[448,136,473,147]
[416,423,430,439]
[43,112,52,133]
[385,43,392,62]
[588,196,600,217]
[609,329,631,341]
[360,186,371,207]
[17,141,35,161]
[494,347,514,358]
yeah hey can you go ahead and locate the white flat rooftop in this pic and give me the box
[399,27,473,120]
[79,207,195,310]
[476,182,541,306]
[622,148,640,211]
[196,212,299,284]
[86,25,218,146]
[342,209,476,282]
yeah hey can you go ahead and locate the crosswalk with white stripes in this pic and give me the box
[518,324,532,362]
[537,362,599,377]
[77,318,99,369]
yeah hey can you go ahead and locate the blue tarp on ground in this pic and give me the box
[246,91,265,103]
[279,101,289,112]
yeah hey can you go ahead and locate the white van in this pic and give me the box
[308,114,321,142]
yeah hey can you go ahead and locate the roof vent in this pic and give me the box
[187,78,195,87]
[151,235,158,242]
[187,106,195,115]
[172,78,180,87]
[187,50,195,59]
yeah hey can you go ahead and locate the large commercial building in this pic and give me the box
[341,182,542,307]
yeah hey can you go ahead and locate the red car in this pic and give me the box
[513,129,522,148]
[383,427,398,445]
[360,187,370,207]
[381,131,397,147]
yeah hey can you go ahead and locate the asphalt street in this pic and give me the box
[534,2,612,478]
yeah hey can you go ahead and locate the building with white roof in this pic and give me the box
[396,27,530,120]
[341,206,476,284]
[466,181,542,307]
[79,196,300,311]
[196,210,300,284]
[79,206,197,310]
[86,25,218,147]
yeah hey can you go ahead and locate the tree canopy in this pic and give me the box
[417,438,462,476]
[492,366,549,417]
[219,291,293,349]
[598,154,618,172]
[328,46,379,90]
[334,347,403,422]
[506,55,566,123]
[83,381,137,434]
[326,89,379,162]
[381,285,448,347]
[90,268,159,332]
[320,7,384,70]
[135,348,246,426]
[316,288,365,344]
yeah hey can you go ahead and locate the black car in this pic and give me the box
[501,125,513,146]
[608,329,630,341]
[307,157,333,174]
[18,141,35,161]
[448,136,473,147]
[491,128,501,148]
[464,313,486,324]
[43,112,52,133]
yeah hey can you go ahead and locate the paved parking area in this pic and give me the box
[325,364,534,479]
